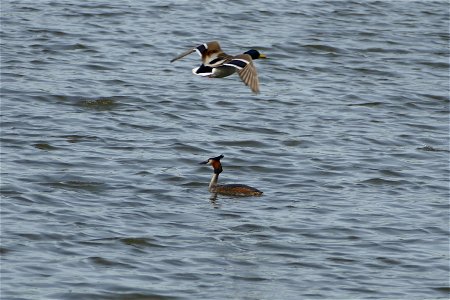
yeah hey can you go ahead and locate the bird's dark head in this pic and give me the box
[199,154,224,174]
[244,49,267,60]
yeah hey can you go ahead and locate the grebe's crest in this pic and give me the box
[201,154,224,164]
[200,154,223,174]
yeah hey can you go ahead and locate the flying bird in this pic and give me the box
[170,41,266,94]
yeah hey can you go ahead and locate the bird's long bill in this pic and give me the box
[259,53,267,59]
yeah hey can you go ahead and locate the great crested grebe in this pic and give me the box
[170,41,266,94]
[199,155,263,197]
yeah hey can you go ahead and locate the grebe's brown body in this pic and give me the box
[200,155,263,197]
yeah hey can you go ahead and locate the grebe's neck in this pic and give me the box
[209,173,219,192]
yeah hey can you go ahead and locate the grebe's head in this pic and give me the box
[200,154,223,174]
[244,49,267,60]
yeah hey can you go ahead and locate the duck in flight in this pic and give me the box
[199,154,263,197]
[170,41,266,94]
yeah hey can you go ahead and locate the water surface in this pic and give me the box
[1,1,449,299]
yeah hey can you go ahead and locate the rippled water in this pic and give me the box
[1,1,449,299]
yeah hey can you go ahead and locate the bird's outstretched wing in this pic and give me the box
[170,48,196,63]
[224,54,260,94]
[170,41,223,65]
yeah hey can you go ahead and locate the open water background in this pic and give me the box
[1,1,449,299]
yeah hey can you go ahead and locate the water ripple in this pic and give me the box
[1,0,448,299]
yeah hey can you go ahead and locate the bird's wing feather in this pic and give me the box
[170,48,195,63]
[224,54,260,94]
[170,43,210,63]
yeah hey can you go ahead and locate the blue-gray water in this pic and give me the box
[1,1,449,299]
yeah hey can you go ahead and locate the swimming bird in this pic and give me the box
[199,154,263,196]
[170,41,266,94]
